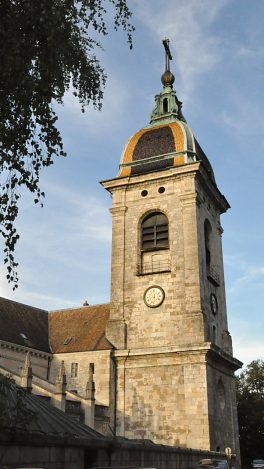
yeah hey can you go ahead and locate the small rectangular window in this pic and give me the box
[71,362,78,378]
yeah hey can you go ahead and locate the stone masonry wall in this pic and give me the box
[49,350,112,406]
[108,168,205,351]
[206,358,241,463]
[0,440,85,469]
[96,438,230,469]
[115,348,211,450]
[104,164,241,457]
[0,436,230,469]
[195,179,231,353]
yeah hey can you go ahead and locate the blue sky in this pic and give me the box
[1,0,263,367]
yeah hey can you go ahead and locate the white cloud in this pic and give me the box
[233,336,264,368]
[135,0,228,98]
[237,46,264,58]
[0,273,14,301]
[225,254,264,365]
[226,255,264,294]
[59,73,129,135]
[0,269,80,310]
[221,111,244,132]
[221,98,264,139]
[231,267,264,292]
[20,182,111,248]
[0,179,112,309]
[46,185,112,244]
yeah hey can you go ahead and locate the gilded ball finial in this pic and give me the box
[161,70,175,87]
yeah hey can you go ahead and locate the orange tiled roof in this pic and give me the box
[48,303,112,353]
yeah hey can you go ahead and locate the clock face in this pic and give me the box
[210,293,218,315]
[144,286,165,308]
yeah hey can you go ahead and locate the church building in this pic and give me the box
[0,41,242,457]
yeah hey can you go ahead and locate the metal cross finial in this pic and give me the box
[162,38,172,72]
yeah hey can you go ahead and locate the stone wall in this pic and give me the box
[114,347,211,449]
[103,164,241,458]
[0,445,85,469]
[0,433,230,469]
[195,177,231,353]
[49,350,112,406]
[107,169,205,351]
[95,438,230,469]
[206,357,241,466]
[106,165,233,354]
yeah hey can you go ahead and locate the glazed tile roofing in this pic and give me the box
[0,297,112,354]
[119,120,216,182]
[133,126,175,161]
[0,297,50,353]
[48,303,113,353]
[131,126,175,175]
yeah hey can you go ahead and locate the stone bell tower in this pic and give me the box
[101,40,241,456]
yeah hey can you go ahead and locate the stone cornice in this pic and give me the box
[100,162,200,192]
[114,342,242,371]
[101,162,230,215]
[109,206,127,216]
[0,339,52,359]
[114,342,211,360]
[207,343,243,371]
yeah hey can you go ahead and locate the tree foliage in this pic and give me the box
[0,0,134,288]
[236,360,264,467]
[0,374,37,430]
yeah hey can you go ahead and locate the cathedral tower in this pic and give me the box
[102,41,241,455]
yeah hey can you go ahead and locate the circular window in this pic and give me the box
[210,293,218,315]
[158,186,165,194]
[141,190,148,197]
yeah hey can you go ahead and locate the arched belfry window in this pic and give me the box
[163,98,168,113]
[204,219,212,267]
[204,218,220,286]
[141,212,169,251]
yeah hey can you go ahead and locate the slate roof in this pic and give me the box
[0,297,50,353]
[194,138,216,183]
[0,297,112,354]
[1,376,103,439]
[49,303,112,353]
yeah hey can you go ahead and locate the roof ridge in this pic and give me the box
[0,296,48,314]
[49,302,110,314]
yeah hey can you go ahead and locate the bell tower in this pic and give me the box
[102,40,241,457]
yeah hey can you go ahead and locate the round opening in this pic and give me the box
[158,186,165,194]
[210,293,218,315]
[141,190,148,197]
